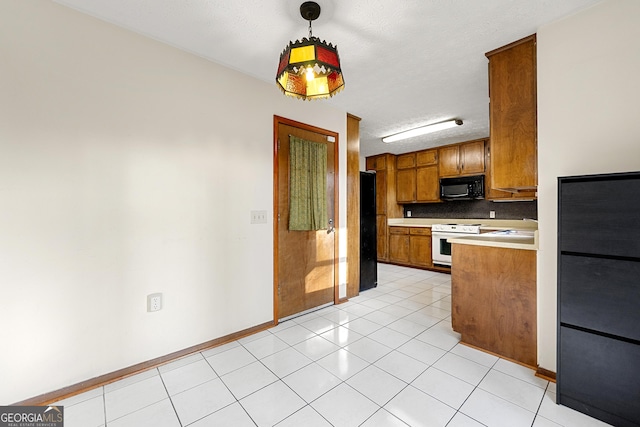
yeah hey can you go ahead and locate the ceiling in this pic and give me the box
[54,0,601,157]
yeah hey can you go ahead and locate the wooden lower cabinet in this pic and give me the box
[451,243,536,367]
[388,227,410,263]
[388,226,434,269]
[409,228,432,267]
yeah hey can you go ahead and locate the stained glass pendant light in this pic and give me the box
[276,1,344,100]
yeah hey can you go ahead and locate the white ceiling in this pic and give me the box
[54,0,602,157]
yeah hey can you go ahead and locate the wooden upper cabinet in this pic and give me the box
[416,165,439,202]
[486,34,537,192]
[485,141,537,201]
[396,149,439,203]
[438,140,485,178]
[396,153,416,169]
[366,154,386,171]
[416,149,438,166]
[396,169,416,203]
[460,140,485,174]
[438,145,460,177]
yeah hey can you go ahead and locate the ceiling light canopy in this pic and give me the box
[382,119,463,143]
[276,1,344,100]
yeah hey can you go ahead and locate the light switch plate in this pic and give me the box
[251,210,267,224]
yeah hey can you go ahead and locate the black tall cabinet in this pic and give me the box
[360,171,377,291]
[558,172,640,427]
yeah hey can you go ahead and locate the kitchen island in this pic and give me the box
[449,230,537,368]
[383,218,539,367]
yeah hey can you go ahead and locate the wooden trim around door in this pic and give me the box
[273,115,340,324]
[346,113,361,299]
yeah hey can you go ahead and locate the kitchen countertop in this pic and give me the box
[448,231,538,251]
[387,218,538,251]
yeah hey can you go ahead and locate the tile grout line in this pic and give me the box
[443,356,498,427]
[102,386,107,427]
[199,351,259,427]
[156,368,183,427]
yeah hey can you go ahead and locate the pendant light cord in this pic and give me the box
[308,20,313,38]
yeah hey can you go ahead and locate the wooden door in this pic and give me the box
[275,117,338,320]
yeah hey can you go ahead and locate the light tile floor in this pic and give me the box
[55,264,613,427]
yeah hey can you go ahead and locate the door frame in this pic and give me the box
[273,115,340,324]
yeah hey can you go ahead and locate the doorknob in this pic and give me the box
[327,218,334,234]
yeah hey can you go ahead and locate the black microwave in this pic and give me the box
[440,175,485,201]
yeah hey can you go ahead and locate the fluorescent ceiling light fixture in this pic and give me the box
[382,119,463,143]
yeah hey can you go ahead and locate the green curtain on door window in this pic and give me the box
[289,135,328,231]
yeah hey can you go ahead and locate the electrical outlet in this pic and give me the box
[407,210,412,217]
[147,293,162,312]
[251,210,267,224]
[490,210,496,219]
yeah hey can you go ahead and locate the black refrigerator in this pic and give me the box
[360,171,377,291]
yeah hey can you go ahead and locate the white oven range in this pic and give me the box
[431,223,482,267]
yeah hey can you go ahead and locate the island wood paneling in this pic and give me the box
[452,244,537,367]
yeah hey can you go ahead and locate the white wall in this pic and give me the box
[0,1,347,403]
[537,0,640,371]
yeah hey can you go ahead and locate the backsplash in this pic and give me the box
[403,199,537,220]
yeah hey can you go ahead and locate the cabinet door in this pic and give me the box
[396,169,416,203]
[388,228,409,263]
[396,153,416,169]
[460,140,485,175]
[487,35,537,191]
[416,166,439,202]
[416,149,438,166]
[376,215,387,261]
[409,234,432,267]
[366,156,376,171]
[485,142,537,200]
[366,154,387,171]
[438,145,460,177]
[375,170,387,215]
